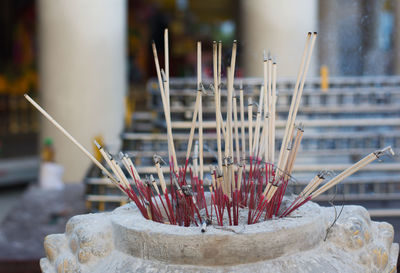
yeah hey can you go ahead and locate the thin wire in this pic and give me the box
[323,183,345,241]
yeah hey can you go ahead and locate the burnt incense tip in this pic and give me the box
[233,40,237,43]
[94,140,102,149]
[375,146,395,158]
[307,32,312,36]
[151,40,155,45]
[313,32,318,35]
[213,40,216,44]
[118,151,125,160]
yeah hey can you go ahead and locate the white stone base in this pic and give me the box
[40,201,398,273]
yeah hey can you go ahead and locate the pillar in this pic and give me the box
[38,0,127,182]
[240,0,318,78]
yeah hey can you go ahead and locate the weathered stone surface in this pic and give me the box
[40,201,398,273]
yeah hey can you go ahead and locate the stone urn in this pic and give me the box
[40,200,398,273]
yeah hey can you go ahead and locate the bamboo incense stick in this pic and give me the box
[226,67,233,159]
[312,146,394,198]
[266,59,273,162]
[151,41,165,100]
[213,41,223,170]
[120,152,140,187]
[95,141,122,184]
[24,94,120,185]
[275,33,311,182]
[197,42,204,181]
[302,172,325,198]
[280,33,317,178]
[262,53,269,162]
[161,74,179,173]
[125,154,141,182]
[248,98,253,158]
[284,125,304,177]
[239,84,246,162]
[233,97,240,164]
[253,86,264,157]
[270,62,277,163]
[152,42,178,173]
[164,29,170,106]
[193,141,199,178]
[154,157,167,193]
[230,40,237,80]
[218,41,222,104]
[185,90,201,167]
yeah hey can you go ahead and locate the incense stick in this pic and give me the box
[164,29,170,106]
[233,97,240,164]
[275,33,312,183]
[270,62,277,163]
[24,94,119,185]
[239,84,246,162]
[213,41,223,170]
[248,98,253,158]
[311,146,393,198]
[197,42,204,181]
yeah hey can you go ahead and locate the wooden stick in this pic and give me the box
[230,40,237,80]
[267,59,273,162]
[155,160,167,193]
[94,142,121,185]
[125,155,141,182]
[262,54,269,162]
[233,97,240,164]
[213,41,223,170]
[185,90,201,163]
[252,86,264,157]
[275,33,311,181]
[270,62,277,163]
[164,29,170,106]
[151,41,165,100]
[225,67,232,158]
[239,84,246,162]
[312,146,393,198]
[197,42,204,181]
[24,94,119,185]
[152,42,178,173]
[193,141,199,178]
[161,75,179,173]
[302,173,325,197]
[284,125,304,177]
[248,98,253,158]
[216,41,227,139]
[279,33,317,181]
[113,159,131,190]
[218,41,222,105]
[120,152,140,186]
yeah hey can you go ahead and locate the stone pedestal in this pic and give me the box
[40,201,398,273]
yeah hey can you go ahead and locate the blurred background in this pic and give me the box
[0,0,400,272]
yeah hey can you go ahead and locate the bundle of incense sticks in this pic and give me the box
[25,30,395,227]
